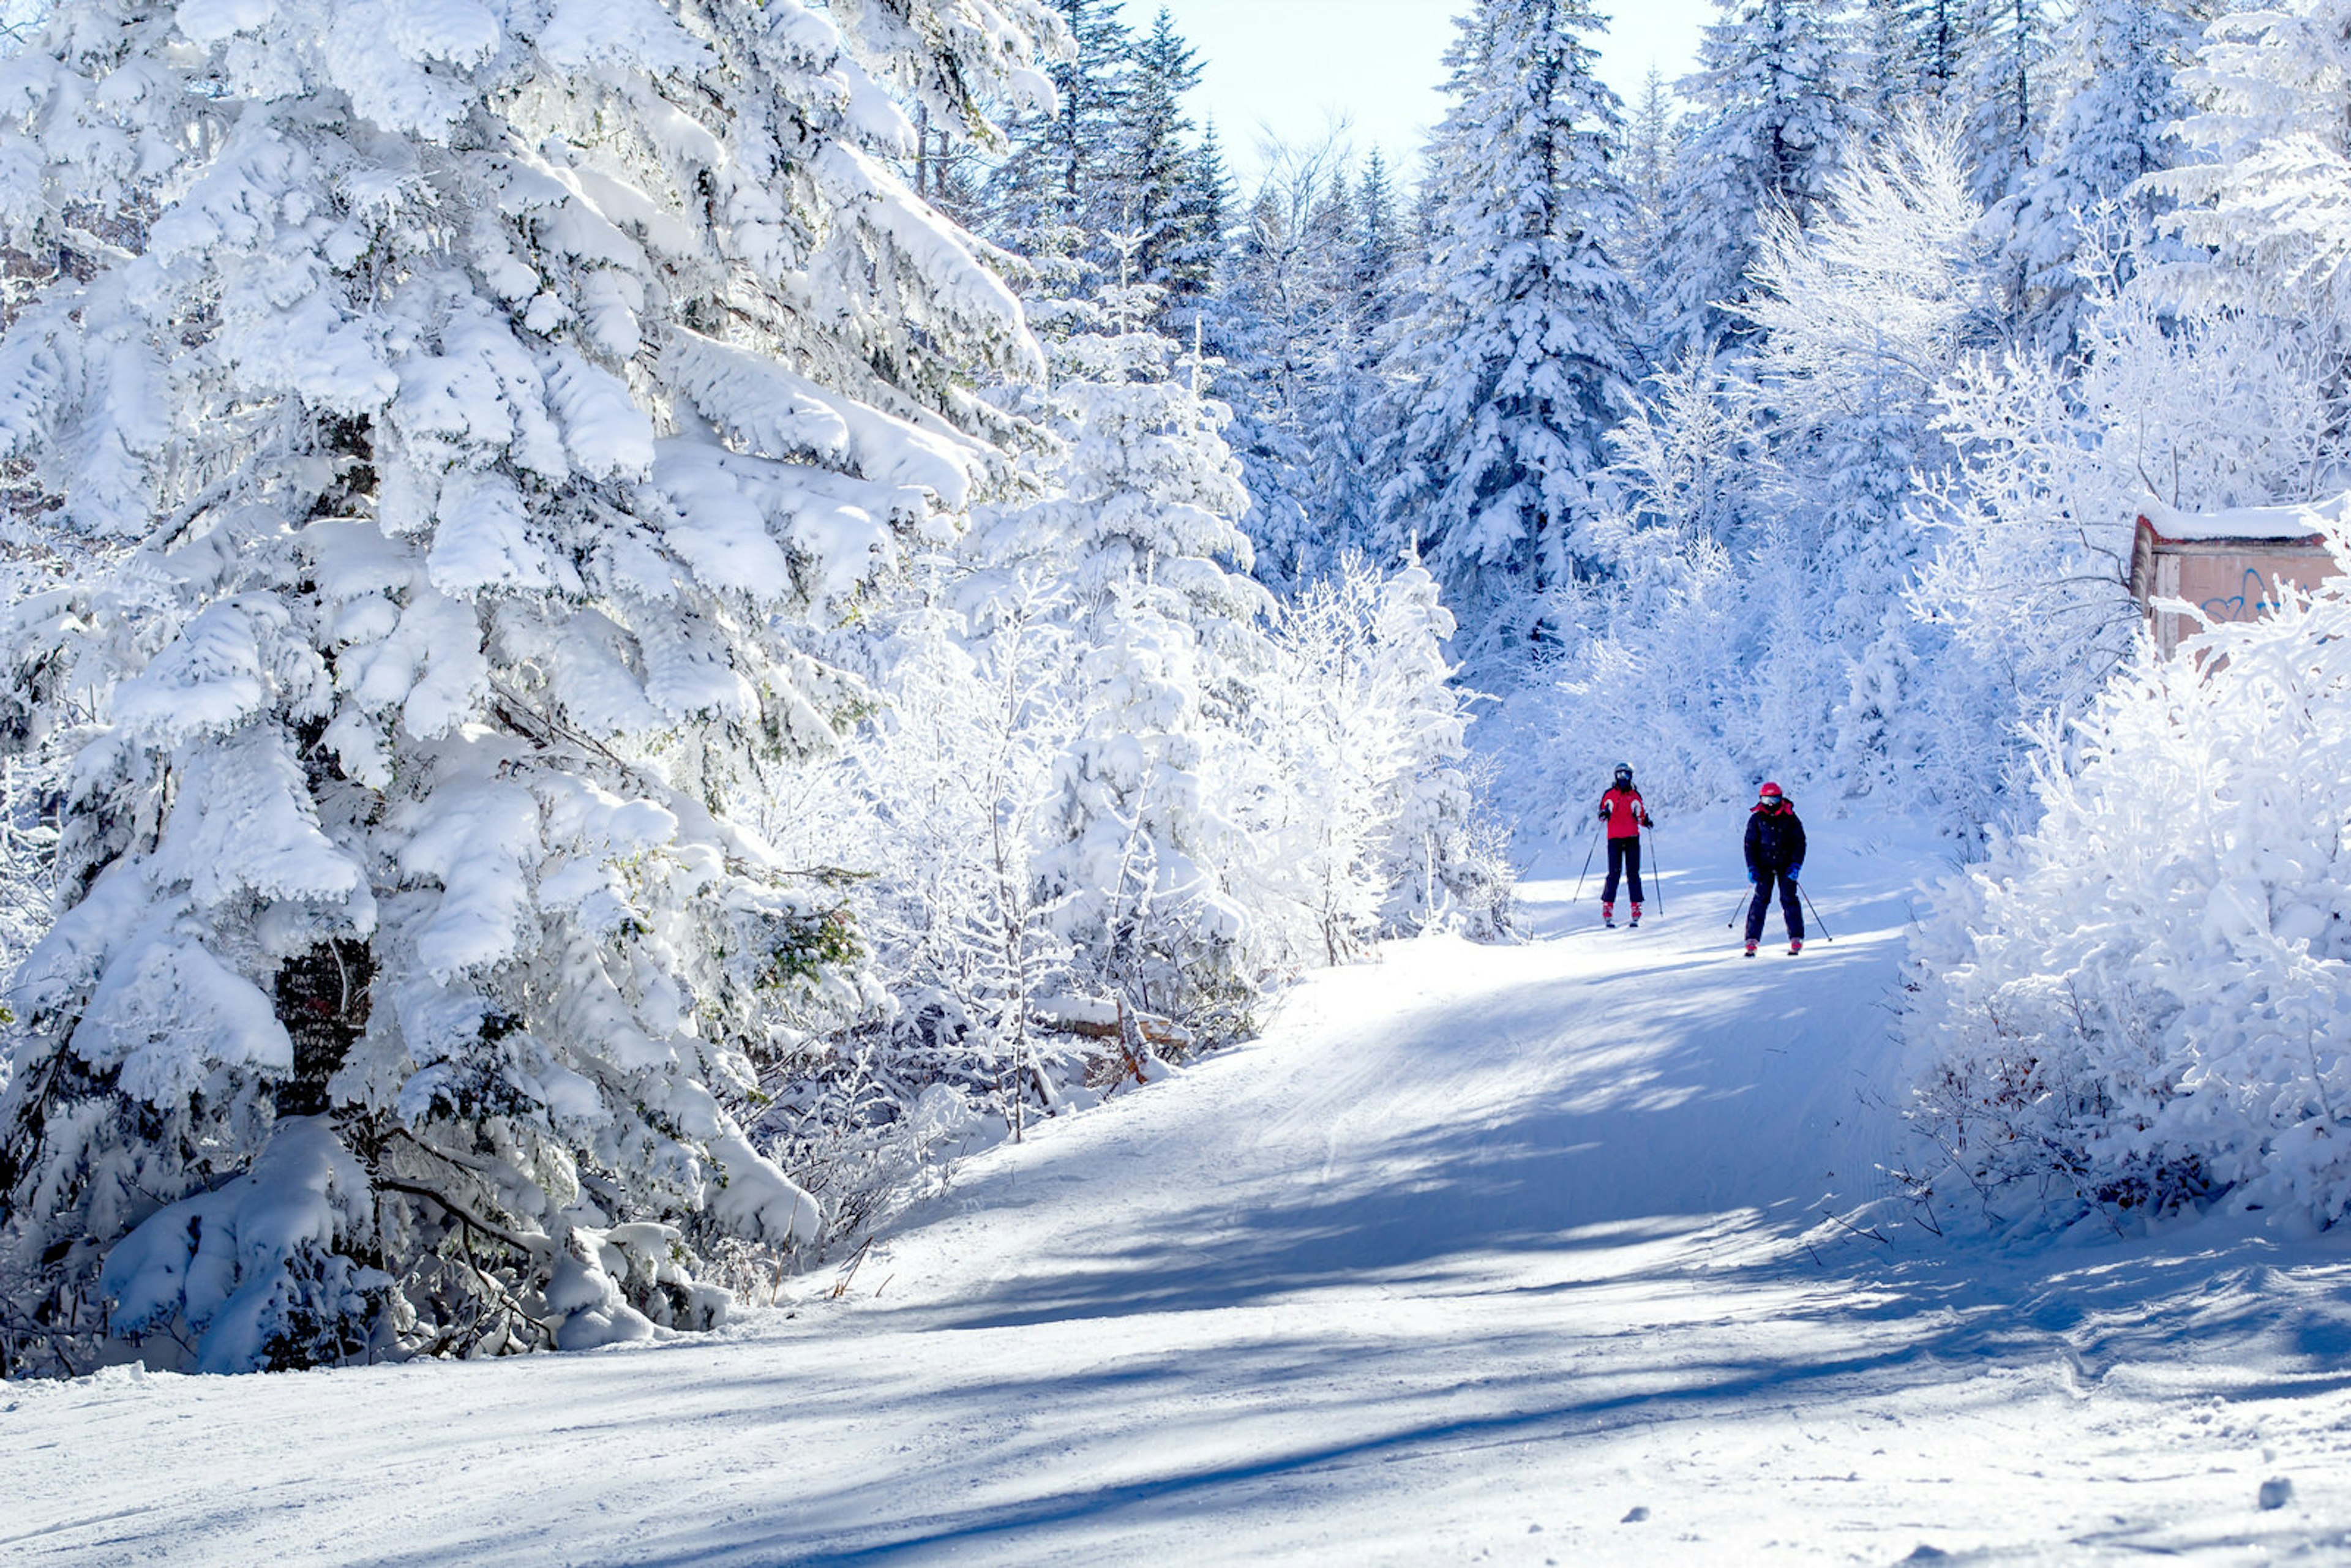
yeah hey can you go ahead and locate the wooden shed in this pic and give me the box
[2129,497,2345,658]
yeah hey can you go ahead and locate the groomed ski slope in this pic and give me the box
[7,811,2351,1565]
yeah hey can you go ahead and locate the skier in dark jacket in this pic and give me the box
[1742,781,1806,956]
[1597,762,1654,928]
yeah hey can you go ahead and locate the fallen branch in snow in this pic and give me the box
[1815,1209,1891,1248]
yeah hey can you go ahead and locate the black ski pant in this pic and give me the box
[1745,869,1803,943]
[1602,835,1643,906]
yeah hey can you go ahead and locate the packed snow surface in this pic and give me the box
[7,812,2350,1564]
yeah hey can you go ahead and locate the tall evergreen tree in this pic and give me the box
[1655,0,1865,354]
[1354,148,1404,316]
[1126,9,1218,309]
[989,265,1273,1032]
[2002,0,2216,354]
[980,0,1135,296]
[1962,0,2053,211]
[1890,0,1971,102]
[1205,143,1342,588]
[2163,0,2351,312]
[1381,0,1640,658]
[0,0,1056,1374]
[1621,66,1684,335]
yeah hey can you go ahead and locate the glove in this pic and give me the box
[1788,865,1802,883]
[1747,869,1757,884]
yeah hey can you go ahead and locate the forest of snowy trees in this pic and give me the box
[1,0,2350,1375]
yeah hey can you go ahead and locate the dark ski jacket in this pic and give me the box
[1745,799,1806,877]
[1597,784,1652,839]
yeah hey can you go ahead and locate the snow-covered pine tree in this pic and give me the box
[1620,66,1683,324]
[1960,0,2053,217]
[979,0,1133,299]
[1305,169,1402,587]
[1353,148,1404,316]
[0,0,1056,1375]
[992,259,1273,1041]
[1124,8,1220,316]
[2001,0,2214,357]
[1382,0,1640,663]
[1861,0,1970,110]
[2162,0,2351,317]
[1202,141,1344,591]
[1654,0,1864,355]
[1188,122,1235,290]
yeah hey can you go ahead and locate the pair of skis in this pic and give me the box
[1729,884,1833,955]
[1573,822,1665,918]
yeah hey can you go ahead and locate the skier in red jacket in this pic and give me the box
[1597,762,1654,928]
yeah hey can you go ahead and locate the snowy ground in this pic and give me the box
[7,811,2351,1566]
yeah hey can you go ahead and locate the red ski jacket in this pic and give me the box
[1597,785,1652,839]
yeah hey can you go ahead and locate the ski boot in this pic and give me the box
[1788,939,1803,956]
[1602,901,1616,929]
[1629,902,1643,929]
[1743,939,1758,958]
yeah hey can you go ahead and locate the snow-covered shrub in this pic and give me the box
[0,0,1058,1375]
[1907,528,2351,1231]
[1250,551,1512,959]
[743,563,1094,1242]
[1910,244,2348,828]
[744,473,1510,1249]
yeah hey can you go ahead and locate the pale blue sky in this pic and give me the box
[1146,0,1717,174]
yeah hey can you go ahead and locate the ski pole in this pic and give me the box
[1644,827,1664,917]
[1572,821,1600,901]
[1727,888,1750,929]
[1798,881,1833,942]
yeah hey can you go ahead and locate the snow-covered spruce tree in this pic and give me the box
[1654,0,1863,356]
[1907,531,2351,1232]
[992,264,1273,1043]
[1959,0,2053,217]
[1998,0,2214,357]
[1207,138,1370,593]
[1381,0,1639,665]
[1619,66,1684,326]
[979,0,1131,299]
[0,0,1057,1375]
[1122,7,1220,318]
[1877,0,1972,104]
[2162,0,2351,317]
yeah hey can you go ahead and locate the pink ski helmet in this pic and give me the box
[1758,781,1783,801]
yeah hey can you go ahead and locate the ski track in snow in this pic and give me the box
[7,811,2351,1565]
